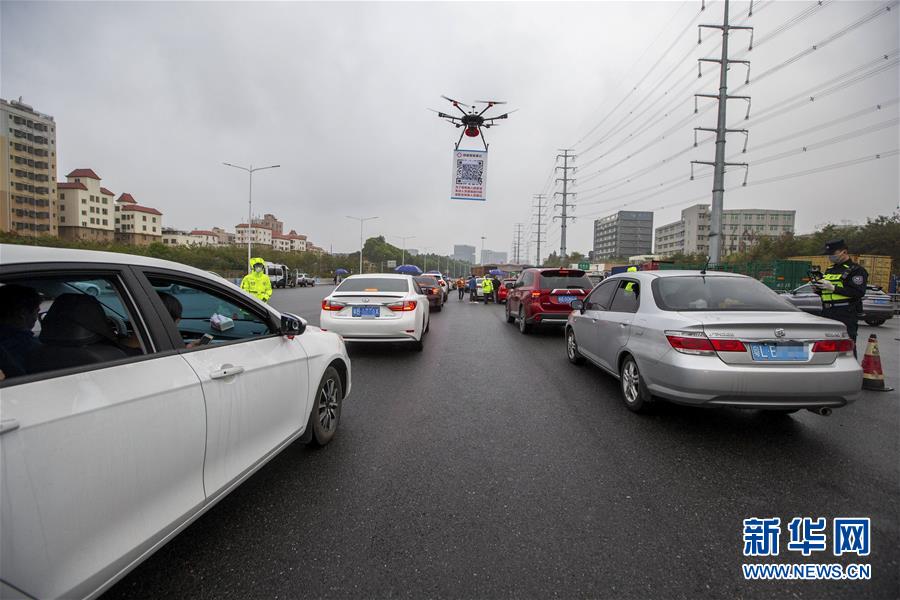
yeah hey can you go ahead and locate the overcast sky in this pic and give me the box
[3,1,897,258]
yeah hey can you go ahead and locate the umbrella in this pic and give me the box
[489,269,504,276]
[395,264,423,275]
[335,268,349,275]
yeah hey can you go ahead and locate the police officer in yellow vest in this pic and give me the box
[481,276,494,304]
[241,257,273,303]
[624,266,638,292]
[814,239,867,357]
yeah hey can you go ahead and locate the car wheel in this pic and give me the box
[307,366,343,447]
[435,304,442,312]
[505,302,515,323]
[864,319,885,326]
[518,306,530,334]
[566,328,586,365]
[620,355,652,413]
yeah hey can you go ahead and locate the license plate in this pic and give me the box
[352,306,380,318]
[872,298,889,304]
[557,295,576,304]
[748,343,807,361]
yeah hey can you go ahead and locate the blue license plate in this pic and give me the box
[748,343,808,361]
[352,306,380,318]
[872,298,889,304]
[557,295,576,304]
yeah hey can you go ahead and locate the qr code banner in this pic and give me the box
[451,149,487,201]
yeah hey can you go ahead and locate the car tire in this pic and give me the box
[307,366,343,447]
[620,355,652,413]
[566,328,586,365]
[518,306,530,334]
[435,304,442,312]
[864,319,885,326]
[505,302,515,323]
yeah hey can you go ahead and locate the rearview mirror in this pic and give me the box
[570,299,585,312]
[280,312,307,337]
[505,282,514,289]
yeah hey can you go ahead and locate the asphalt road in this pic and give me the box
[105,285,900,599]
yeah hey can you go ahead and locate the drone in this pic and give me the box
[430,95,516,150]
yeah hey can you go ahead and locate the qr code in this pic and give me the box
[456,160,483,184]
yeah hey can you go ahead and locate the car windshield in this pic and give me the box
[654,276,799,312]
[336,278,409,293]
[539,271,591,290]
[414,277,439,288]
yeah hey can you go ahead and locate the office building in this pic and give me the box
[655,204,795,257]
[453,244,476,264]
[592,211,653,259]
[481,249,508,264]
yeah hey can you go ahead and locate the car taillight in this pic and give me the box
[709,339,746,352]
[531,290,541,298]
[812,339,854,354]
[321,299,345,311]
[665,331,715,355]
[432,288,440,295]
[388,300,417,311]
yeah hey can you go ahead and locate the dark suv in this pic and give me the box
[505,268,593,334]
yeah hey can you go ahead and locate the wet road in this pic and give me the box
[105,285,899,599]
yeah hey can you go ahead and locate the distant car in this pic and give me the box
[505,268,593,334]
[297,273,316,287]
[586,272,605,288]
[497,278,516,303]
[424,271,449,300]
[0,244,351,600]
[565,271,861,415]
[781,284,894,326]
[320,274,430,351]
[266,262,290,288]
[414,276,444,312]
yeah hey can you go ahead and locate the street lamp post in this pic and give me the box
[347,215,378,274]
[223,162,280,272]
[393,235,415,265]
[480,236,486,265]
[422,247,432,272]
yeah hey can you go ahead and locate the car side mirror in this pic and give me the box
[505,282,514,289]
[570,299,585,312]
[280,312,306,338]
[515,281,524,288]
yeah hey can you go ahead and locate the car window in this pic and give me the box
[585,281,617,310]
[0,274,148,383]
[522,271,535,286]
[415,277,439,288]
[609,281,640,313]
[538,270,592,290]
[147,276,273,344]
[336,277,409,292]
[653,276,797,312]
[794,284,813,294]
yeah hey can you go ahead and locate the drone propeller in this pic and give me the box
[475,100,507,105]
[483,108,519,121]
[428,108,461,120]
[441,95,471,109]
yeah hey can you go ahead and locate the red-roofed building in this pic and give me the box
[57,168,115,242]
[188,229,219,246]
[235,222,273,246]
[115,192,163,246]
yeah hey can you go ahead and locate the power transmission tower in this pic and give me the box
[554,149,576,259]
[512,223,524,264]
[690,0,753,264]
[532,194,547,266]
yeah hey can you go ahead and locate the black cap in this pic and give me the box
[823,239,847,255]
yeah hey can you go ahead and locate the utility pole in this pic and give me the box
[691,0,752,264]
[554,150,576,259]
[532,194,547,266]
[512,223,524,264]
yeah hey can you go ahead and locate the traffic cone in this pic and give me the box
[861,334,894,392]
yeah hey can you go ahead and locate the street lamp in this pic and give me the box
[422,247,432,272]
[393,235,415,265]
[347,215,378,274]
[480,235,486,265]
[223,162,280,272]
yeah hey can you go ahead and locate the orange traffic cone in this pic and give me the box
[861,333,894,392]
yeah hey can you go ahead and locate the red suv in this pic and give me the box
[505,268,593,334]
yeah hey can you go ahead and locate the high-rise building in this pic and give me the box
[453,244,476,264]
[1,98,58,237]
[481,249,508,264]
[655,204,795,257]
[57,169,116,242]
[592,211,653,259]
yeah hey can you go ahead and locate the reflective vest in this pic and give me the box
[820,272,851,303]
[624,267,638,292]
[482,279,493,293]
[241,258,273,302]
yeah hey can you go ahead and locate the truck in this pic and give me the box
[265,262,291,288]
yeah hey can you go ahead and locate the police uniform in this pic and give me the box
[816,239,867,356]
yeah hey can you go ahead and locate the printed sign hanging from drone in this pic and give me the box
[451,149,487,202]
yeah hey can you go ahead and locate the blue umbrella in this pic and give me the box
[489,269,504,276]
[335,268,349,275]
[395,264,423,275]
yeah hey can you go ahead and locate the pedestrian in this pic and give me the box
[491,274,501,303]
[813,239,868,358]
[481,276,494,304]
[457,277,465,300]
[241,257,273,303]
[468,275,478,302]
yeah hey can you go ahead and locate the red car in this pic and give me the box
[497,278,516,303]
[505,268,593,334]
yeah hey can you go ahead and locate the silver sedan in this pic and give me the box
[781,284,894,327]
[565,271,862,415]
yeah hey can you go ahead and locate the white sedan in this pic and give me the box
[320,274,430,350]
[0,244,351,599]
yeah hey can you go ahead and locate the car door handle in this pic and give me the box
[210,365,245,379]
[619,322,629,327]
[0,418,20,435]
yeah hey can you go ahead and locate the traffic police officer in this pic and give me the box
[241,257,273,303]
[813,239,867,357]
[624,266,638,292]
[481,276,494,304]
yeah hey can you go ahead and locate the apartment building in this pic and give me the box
[1,98,58,237]
[115,192,163,245]
[57,168,115,242]
[592,211,653,259]
[253,213,283,235]
[235,223,273,246]
[655,204,795,258]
